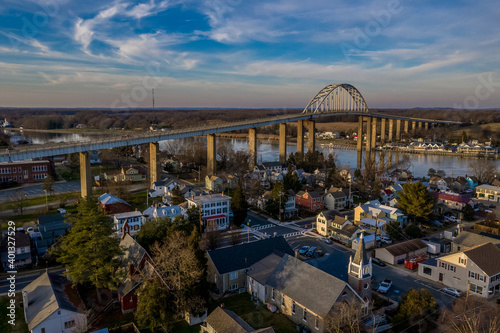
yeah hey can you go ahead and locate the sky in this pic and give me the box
[0,0,499,109]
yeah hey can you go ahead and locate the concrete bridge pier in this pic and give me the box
[404,120,409,134]
[297,120,304,154]
[396,120,401,140]
[149,142,160,187]
[371,117,377,150]
[357,117,363,169]
[279,123,287,164]
[424,122,429,130]
[418,121,422,129]
[207,134,216,176]
[304,120,315,153]
[387,151,392,168]
[412,121,416,131]
[388,119,394,142]
[379,151,385,170]
[80,151,92,198]
[249,128,257,170]
[380,118,386,144]
[365,116,372,155]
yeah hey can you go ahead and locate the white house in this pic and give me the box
[113,211,145,235]
[142,204,185,221]
[324,188,348,210]
[23,272,87,333]
[187,193,232,230]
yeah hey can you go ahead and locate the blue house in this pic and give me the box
[35,214,71,255]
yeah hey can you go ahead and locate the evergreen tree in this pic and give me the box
[398,182,435,223]
[427,168,436,178]
[283,169,302,193]
[171,185,185,205]
[265,182,288,219]
[231,184,248,225]
[461,204,474,221]
[393,289,438,332]
[136,217,171,252]
[55,197,122,302]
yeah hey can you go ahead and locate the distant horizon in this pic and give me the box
[1,1,499,109]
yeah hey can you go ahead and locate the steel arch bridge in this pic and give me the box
[302,83,369,114]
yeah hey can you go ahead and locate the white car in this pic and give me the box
[442,287,461,297]
[323,238,332,244]
[380,236,392,244]
[377,279,392,294]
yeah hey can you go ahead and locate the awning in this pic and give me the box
[203,214,227,220]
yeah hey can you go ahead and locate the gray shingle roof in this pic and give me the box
[22,272,85,331]
[353,234,368,265]
[247,253,283,285]
[266,254,349,318]
[383,239,427,257]
[452,231,500,248]
[208,236,294,275]
[463,242,500,276]
[205,307,255,333]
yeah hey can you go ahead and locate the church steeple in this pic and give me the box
[348,233,372,301]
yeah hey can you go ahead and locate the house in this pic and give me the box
[247,244,368,332]
[418,243,500,298]
[188,193,232,230]
[476,184,500,202]
[149,178,177,198]
[466,176,479,189]
[380,189,394,204]
[284,189,298,218]
[449,229,500,252]
[89,150,100,165]
[316,211,361,246]
[205,175,224,192]
[22,272,87,333]
[105,165,147,182]
[429,177,448,192]
[388,184,404,199]
[201,307,275,333]
[142,204,185,221]
[433,192,473,212]
[324,186,349,210]
[116,227,153,313]
[112,211,145,235]
[35,214,71,255]
[253,162,287,175]
[354,200,407,228]
[296,190,324,212]
[1,231,31,270]
[207,236,294,293]
[374,239,428,265]
[98,193,132,214]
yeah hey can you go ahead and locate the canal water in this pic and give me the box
[11,131,500,178]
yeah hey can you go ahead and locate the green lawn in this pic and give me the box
[0,294,29,333]
[209,293,297,333]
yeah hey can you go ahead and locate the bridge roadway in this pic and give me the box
[0,111,461,163]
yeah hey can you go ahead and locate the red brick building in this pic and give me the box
[296,190,324,212]
[0,159,51,184]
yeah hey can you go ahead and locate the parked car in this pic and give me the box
[442,287,461,297]
[489,204,496,208]
[298,246,310,255]
[322,238,332,244]
[316,249,325,257]
[372,258,386,267]
[305,246,317,257]
[379,236,392,245]
[377,279,392,294]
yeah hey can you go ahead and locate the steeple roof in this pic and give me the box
[353,233,369,265]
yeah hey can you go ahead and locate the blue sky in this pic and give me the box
[0,0,499,108]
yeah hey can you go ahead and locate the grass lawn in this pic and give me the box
[209,293,296,333]
[0,294,29,333]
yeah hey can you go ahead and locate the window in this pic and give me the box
[230,283,238,291]
[281,295,285,307]
[303,308,307,322]
[41,329,45,333]
[229,271,238,280]
[292,301,296,314]
[272,288,275,300]
[64,320,76,329]
[423,267,432,276]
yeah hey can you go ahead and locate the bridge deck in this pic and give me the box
[0,112,461,163]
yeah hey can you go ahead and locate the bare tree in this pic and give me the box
[202,229,222,251]
[10,190,29,216]
[229,226,240,246]
[439,295,500,333]
[468,159,498,184]
[325,301,374,333]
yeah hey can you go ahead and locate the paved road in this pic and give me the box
[0,181,81,202]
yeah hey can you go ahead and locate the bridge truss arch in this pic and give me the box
[302,83,369,114]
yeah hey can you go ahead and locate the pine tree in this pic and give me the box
[398,182,435,223]
[55,197,122,302]
[283,169,302,193]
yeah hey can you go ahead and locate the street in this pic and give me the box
[0,268,65,295]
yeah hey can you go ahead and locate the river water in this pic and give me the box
[11,131,500,178]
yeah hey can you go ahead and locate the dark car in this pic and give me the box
[372,258,386,267]
[305,246,317,257]
[489,204,496,208]
[298,246,310,255]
